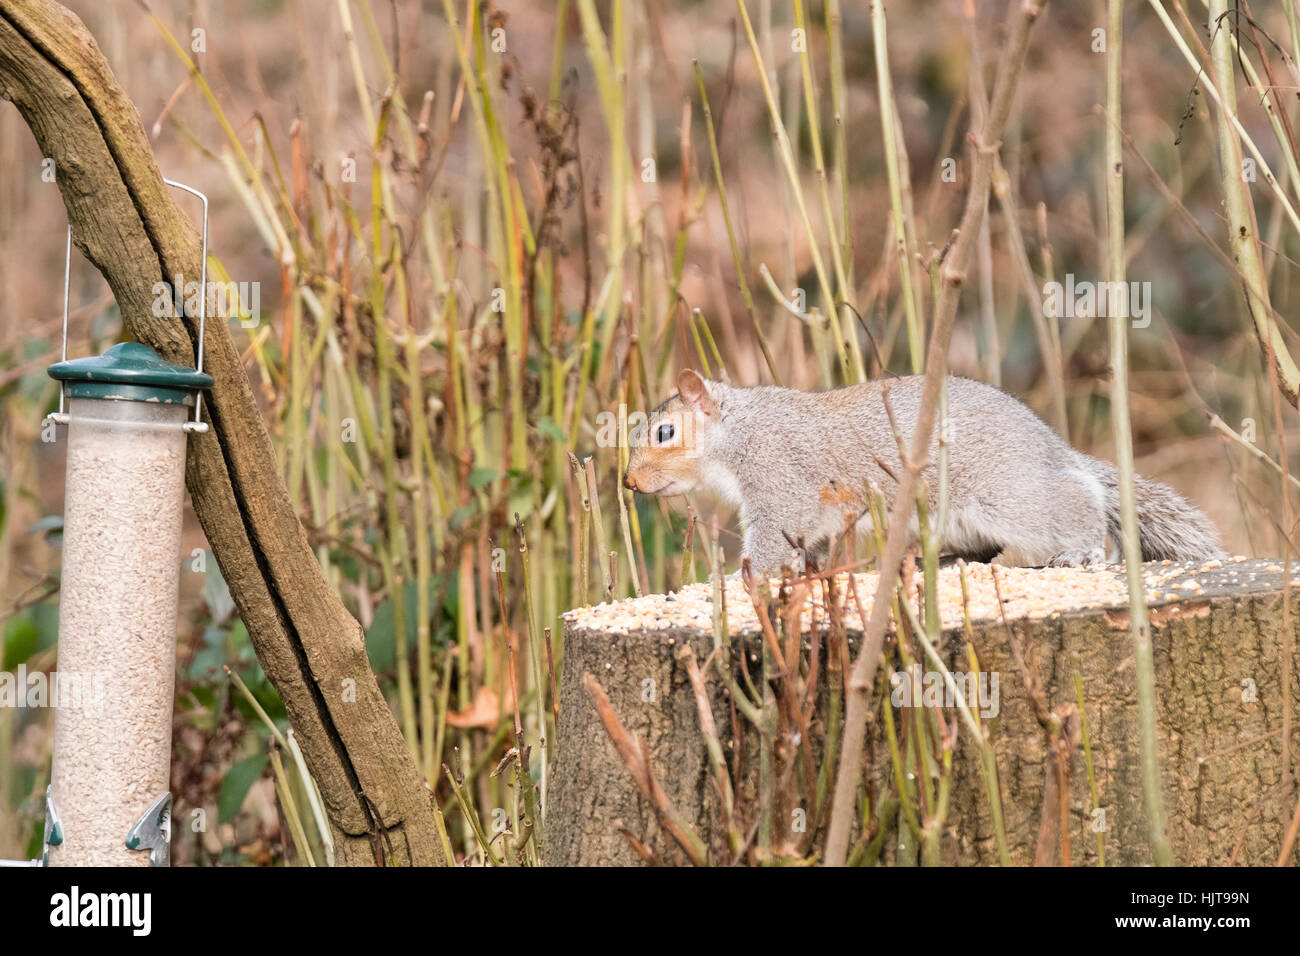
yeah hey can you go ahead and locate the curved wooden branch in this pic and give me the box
[0,0,443,865]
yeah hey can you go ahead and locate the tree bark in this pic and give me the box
[0,0,443,865]
[546,560,1300,865]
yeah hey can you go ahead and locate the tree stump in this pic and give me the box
[544,559,1300,866]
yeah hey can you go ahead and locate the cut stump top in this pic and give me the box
[561,556,1299,638]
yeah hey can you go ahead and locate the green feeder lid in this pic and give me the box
[48,341,214,405]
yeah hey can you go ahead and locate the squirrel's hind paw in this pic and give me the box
[1046,546,1109,568]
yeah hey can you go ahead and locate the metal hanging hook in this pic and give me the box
[52,225,72,422]
[163,178,208,432]
[50,177,210,433]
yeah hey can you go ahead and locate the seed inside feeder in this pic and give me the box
[46,342,211,866]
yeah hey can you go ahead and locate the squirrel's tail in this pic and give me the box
[1085,459,1224,562]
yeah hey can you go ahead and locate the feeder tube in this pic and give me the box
[47,396,189,865]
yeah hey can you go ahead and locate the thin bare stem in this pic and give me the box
[824,0,1048,867]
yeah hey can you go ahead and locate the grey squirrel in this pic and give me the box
[623,370,1224,573]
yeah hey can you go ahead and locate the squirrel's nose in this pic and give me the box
[623,471,637,492]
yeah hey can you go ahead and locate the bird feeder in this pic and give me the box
[22,181,213,866]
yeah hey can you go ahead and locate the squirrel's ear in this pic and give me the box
[676,369,706,401]
[676,369,719,417]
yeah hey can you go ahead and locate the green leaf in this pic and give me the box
[537,416,566,443]
[218,754,268,824]
[31,601,59,653]
[469,467,497,488]
[228,618,250,651]
[188,646,226,682]
[366,577,446,673]
[189,685,216,711]
[3,615,39,670]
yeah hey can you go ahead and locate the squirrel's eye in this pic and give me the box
[655,423,675,445]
